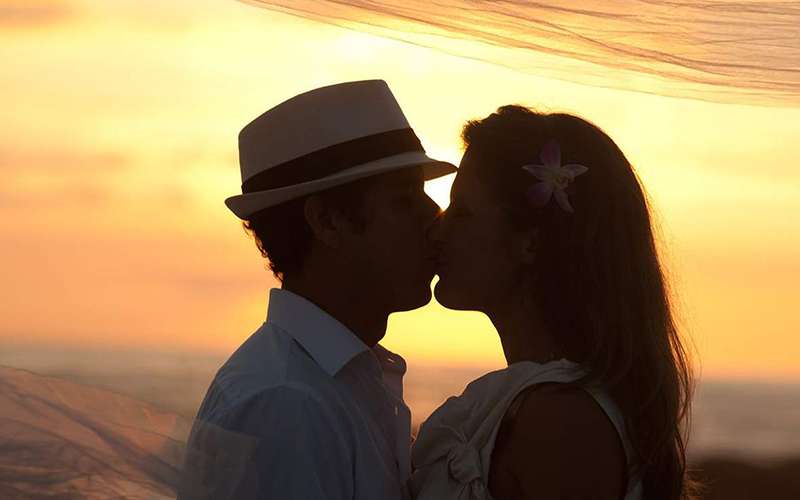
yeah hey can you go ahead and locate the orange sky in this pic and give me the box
[2,0,799,381]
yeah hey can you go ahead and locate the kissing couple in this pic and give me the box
[181,80,694,500]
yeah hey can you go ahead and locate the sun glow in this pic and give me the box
[424,173,455,209]
[1,1,799,380]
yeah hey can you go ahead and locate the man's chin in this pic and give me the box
[392,286,433,312]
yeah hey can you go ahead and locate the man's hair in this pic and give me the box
[242,175,378,282]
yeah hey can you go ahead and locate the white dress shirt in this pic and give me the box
[188,288,412,499]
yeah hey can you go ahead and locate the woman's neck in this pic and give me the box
[487,297,561,366]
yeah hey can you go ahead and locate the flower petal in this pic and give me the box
[553,189,574,213]
[526,182,554,207]
[562,163,589,178]
[521,164,557,182]
[539,140,561,168]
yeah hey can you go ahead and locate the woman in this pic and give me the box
[411,106,697,500]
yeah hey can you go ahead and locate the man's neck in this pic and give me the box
[281,278,388,348]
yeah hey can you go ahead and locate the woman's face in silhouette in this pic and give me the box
[430,149,533,313]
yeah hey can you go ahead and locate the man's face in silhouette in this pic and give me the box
[342,167,441,313]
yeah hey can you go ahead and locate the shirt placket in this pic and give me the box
[375,352,413,489]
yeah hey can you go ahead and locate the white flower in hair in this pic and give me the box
[521,140,588,213]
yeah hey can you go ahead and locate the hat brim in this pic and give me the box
[224,151,457,220]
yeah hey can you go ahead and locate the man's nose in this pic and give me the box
[419,192,441,220]
[425,191,440,215]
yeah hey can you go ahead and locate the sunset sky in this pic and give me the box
[2,0,799,381]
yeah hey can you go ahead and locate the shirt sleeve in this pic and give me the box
[221,385,353,500]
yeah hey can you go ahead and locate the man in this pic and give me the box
[180,80,456,499]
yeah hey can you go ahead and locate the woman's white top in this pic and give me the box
[409,359,643,500]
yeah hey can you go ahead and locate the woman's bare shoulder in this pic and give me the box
[490,383,626,500]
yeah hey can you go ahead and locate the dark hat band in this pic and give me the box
[242,128,425,193]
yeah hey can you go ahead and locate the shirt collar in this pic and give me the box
[372,343,407,376]
[266,288,371,376]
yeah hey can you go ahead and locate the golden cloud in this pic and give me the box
[0,1,74,28]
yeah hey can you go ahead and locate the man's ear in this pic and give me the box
[304,195,338,248]
[304,194,344,249]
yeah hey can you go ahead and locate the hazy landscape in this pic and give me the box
[3,345,799,499]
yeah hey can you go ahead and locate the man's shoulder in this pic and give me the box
[198,323,349,423]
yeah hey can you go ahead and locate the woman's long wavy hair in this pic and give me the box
[462,106,698,500]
